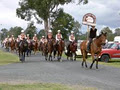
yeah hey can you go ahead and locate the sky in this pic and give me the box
[0,0,120,33]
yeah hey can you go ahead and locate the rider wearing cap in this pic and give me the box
[20,30,26,40]
[47,30,53,41]
[40,36,46,44]
[9,35,15,42]
[67,31,76,54]
[16,35,20,42]
[33,34,38,42]
[19,30,26,46]
[26,34,31,43]
[56,30,63,42]
[69,31,75,42]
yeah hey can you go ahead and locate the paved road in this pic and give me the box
[0,52,120,90]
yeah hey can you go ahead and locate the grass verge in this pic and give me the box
[0,83,97,90]
[0,50,19,65]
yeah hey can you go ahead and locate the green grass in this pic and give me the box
[77,57,120,68]
[0,83,97,90]
[0,50,19,65]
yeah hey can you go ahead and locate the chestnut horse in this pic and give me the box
[56,40,65,62]
[80,32,107,69]
[46,39,56,61]
[32,40,38,55]
[10,39,15,52]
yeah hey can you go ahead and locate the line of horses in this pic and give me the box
[2,32,107,69]
[2,38,77,63]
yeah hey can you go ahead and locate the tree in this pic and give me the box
[101,27,114,41]
[8,26,23,38]
[16,0,88,36]
[1,28,8,40]
[114,28,120,36]
[25,22,37,39]
[38,29,45,39]
[51,9,81,40]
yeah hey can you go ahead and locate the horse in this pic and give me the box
[80,32,107,69]
[43,41,48,60]
[5,40,10,52]
[32,40,38,55]
[10,39,15,53]
[55,40,65,62]
[45,38,56,61]
[15,40,20,53]
[26,40,33,56]
[18,39,28,62]
[38,41,44,55]
[66,41,77,61]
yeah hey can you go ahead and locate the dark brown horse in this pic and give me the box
[66,41,77,61]
[56,40,65,62]
[19,39,28,62]
[80,32,107,69]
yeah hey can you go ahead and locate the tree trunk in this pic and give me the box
[44,19,49,37]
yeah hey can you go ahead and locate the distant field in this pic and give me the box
[0,83,97,90]
[0,50,19,65]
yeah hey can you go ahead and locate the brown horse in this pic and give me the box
[56,40,65,62]
[46,39,56,61]
[80,32,107,69]
[32,40,38,55]
[66,41,77,61]
[10,39,15,53]
[38,41,44,55]
[5,40,10,51]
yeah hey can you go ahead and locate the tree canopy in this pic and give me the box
[16,0,88,36]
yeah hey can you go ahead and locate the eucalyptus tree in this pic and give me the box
[16,0,88,36]
[51,8,81,39]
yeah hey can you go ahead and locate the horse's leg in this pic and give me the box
[90,53,95,69]
[96,55,99,69]
[96,59,98,69]
[81,50,87,68]
[23,52,25,62]
[50,52,52,61]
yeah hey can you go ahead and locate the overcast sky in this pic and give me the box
[0,0,120,33]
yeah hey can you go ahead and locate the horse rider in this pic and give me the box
[26,34,31,44]
[47,30,53,42]
[87,26,99,52]
[16,35,20,43]
[55,30,63,44]
[19,30,26,46]
[33,34,38,42]
[40,36,46,44]
[67,31,76,54]
[9,35,15,43]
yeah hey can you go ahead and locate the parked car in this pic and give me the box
[99,43,120,62]
[102,41,114,49]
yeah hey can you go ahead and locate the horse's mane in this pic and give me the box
[96,32,107,39]
[96,34,102,39]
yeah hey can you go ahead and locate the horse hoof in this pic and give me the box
[90,66,92,69]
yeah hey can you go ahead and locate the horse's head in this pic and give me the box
[97,32,107,45]
[22,39,28,47]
